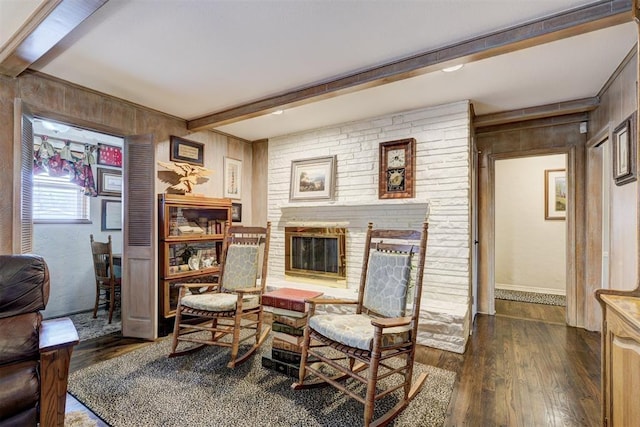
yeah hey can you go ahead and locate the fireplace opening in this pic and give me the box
[285,226,346,286]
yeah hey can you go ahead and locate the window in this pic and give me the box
[33,174,90,222]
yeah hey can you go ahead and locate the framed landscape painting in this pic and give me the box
[289,156,336,201]
[545,169,566,220]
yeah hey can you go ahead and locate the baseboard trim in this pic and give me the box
[495,282,565,296]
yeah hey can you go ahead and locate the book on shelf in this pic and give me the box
[271,348,318,365]
[178,222,204,234]
[272,331,304,346]
[272,337,304,354]
[272,322,304,336]
[272,313,307,329]
[262,288,323,313]
[263,306,308,319]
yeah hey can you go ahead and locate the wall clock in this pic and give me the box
[378,138,416,199]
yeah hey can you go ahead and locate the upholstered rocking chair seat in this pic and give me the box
[180,292,260,312]
[309,313,412,351]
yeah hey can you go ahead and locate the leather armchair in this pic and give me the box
[0,255,79,427]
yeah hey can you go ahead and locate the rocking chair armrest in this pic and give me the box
[370,316,412,329]
[234,287,262,294]
[306,298,358,307]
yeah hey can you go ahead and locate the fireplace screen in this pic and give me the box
[285,227,346,283]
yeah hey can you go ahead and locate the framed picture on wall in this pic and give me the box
[224,157,242,199]
[378,138,416,199]
[231,203,242,222]
[289,155,336,201]
[97,144,122,168]
[613,112,637,186]
[101,199,122,231]
[544,169,567,220]
[97,167,122,197]
[170,135,204,166]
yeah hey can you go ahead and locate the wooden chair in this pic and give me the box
[170,223,271,368]
[292,221,429,427]
[89,234,121,324]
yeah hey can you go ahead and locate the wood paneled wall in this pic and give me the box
[251,139,268,227]
[585,49,638,331]
[0,71,185,254]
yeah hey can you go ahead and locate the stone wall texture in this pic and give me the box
[267,101,472,353]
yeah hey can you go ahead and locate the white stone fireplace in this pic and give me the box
[267,101,472,353]
[270,203,430,300]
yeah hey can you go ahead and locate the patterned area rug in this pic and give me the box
[65,411,97,427]
[69,335,455,427]
[495,289,566,307]
[63,309,121,341]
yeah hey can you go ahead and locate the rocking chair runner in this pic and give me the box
[292,221,429,427]
[169,223,271,368]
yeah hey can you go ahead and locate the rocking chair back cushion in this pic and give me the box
[362,251,412,318]
[221,244,259,291]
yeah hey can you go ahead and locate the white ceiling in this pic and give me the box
[2,0,637,141]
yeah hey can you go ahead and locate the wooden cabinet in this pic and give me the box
[597,293,640,427]
[158,194,231,326]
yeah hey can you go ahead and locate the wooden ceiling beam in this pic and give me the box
[188,0,632,131]
[0,0,108,77]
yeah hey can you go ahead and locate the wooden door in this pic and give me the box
[121,134,157,339]
[13,98,34,254]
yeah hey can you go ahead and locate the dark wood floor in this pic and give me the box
[66,300,601,426]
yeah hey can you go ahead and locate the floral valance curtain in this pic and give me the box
[33,136,98,196]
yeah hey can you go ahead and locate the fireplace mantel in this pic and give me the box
[281,200,430,210]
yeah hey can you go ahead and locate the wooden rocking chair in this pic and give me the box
[292,221,429,427]
[169,223,271,368]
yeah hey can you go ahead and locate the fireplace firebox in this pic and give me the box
[284,226,346,285]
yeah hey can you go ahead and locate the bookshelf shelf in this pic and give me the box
[158,194,231,334]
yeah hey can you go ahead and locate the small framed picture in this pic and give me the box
[97,144,122,168]
[289,155,336,201]
[101,199,122,231]
[170,135,204,166]
[613,112,637,186]
[97,167,122,197]
[379,138,416,199]
[224,157,242,199]
[545,169,567,220]
[231,203,242,222]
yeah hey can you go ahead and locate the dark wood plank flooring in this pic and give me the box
[66,300,601,426]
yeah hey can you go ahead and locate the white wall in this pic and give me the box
[268,101,472,353]
[495,155,567,295]
[37,171,123,318]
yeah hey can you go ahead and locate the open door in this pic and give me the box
[121,134,157,339]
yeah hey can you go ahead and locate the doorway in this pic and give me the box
[32,118,124,336]
[494,155,568,319]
